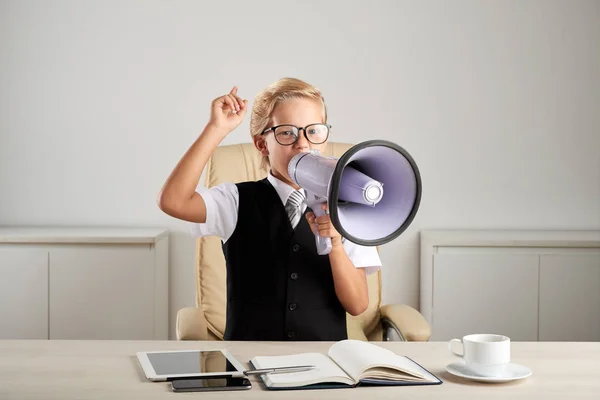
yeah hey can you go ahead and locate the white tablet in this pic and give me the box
[136,349,246,381]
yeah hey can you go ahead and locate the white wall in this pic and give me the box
[1,0,599,339]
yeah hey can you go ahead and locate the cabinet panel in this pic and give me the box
[49,245,155,339]
[432,253,539,341]
[0,250,48,339]
[539,253,600,341]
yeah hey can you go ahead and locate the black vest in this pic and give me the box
[221,178,347,341]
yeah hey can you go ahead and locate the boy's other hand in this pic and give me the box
[306,204,343,248]
[209,86,248,133]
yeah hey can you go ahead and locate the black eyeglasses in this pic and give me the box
[261,123,331,146]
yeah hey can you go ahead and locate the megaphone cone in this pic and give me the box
[288,140,422,254]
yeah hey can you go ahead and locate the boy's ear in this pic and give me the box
[253,135,269,156]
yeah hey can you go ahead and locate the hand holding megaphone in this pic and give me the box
[290,152,359,255]
[305,204,337,255]
[287,140,422,255]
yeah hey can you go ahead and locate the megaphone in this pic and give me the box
[287,140,422,255]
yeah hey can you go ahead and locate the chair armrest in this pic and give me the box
[380,304,431,342]
[176,307,208,340]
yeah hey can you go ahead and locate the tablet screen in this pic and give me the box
[147,350,238,375]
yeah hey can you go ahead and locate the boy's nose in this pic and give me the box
[295,129,310,147]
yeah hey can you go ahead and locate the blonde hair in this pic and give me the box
[250,77,328,170]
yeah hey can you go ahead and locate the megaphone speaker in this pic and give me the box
[288,140,422,255]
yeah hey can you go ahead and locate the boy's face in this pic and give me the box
[254,97,328,189]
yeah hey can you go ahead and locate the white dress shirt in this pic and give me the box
[190,172,382,275]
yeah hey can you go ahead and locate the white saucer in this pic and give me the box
[446,361,532,383]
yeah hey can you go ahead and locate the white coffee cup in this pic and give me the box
[448,334,510,377]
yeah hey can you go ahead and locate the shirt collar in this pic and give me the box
[267,171,306,205]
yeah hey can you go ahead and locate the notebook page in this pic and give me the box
[251,352,354,387]
[328,340,428,382]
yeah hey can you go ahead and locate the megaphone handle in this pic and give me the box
[312,206,332,255]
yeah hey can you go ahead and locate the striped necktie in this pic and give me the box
[285,190,306,229]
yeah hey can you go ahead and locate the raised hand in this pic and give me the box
[209,86,248,133]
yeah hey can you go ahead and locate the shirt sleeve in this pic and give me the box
[189,182,239,243]
[343,240,382,276]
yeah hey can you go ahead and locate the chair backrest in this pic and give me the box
[195,142,383,340]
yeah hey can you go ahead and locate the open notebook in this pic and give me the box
[249,339,442,390]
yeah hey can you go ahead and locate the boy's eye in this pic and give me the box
[307,129,318,135]
[278,130,295,136]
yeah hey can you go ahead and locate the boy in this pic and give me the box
[158,78,382,340]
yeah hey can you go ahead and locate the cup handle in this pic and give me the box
[448,338,464,358]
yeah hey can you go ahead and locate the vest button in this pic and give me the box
[292,244,300,252]
[290,272,299,280]
[287,331,296,338]
[288,302,297,311]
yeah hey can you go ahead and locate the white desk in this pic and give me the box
[1,340,599,399]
